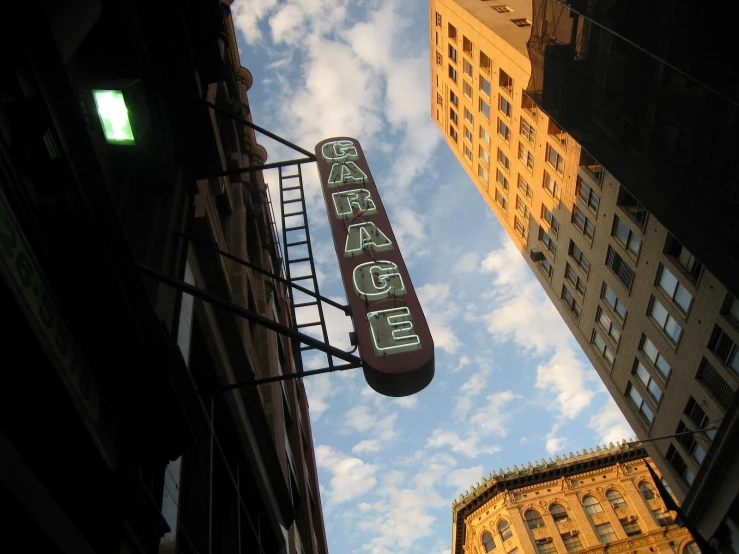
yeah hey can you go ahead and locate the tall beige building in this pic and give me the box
[430,0,739,547]
[451,445,698,554]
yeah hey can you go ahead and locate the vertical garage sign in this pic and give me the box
[315,137,434,397]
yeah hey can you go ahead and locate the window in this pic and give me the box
[498,119,511,142]
[606,489,626,508]
[543,172,560,199]
[684,396,717,441]
[537,541,556,554]
[620,518,642,537]
[546,144,564,174]
[496,169,509,191]
[592,329,615,367]
[463,59,473,77]
[572,206,594,240]
[521,118,536,144]
[499,69,513,94]
[449,125,458,141]
[480,76,491,96]
[676,422,707,465]
[641,335,671,379]
[448,64,457,82]
[495,189,507,211]
[525,509,545,529]
[464,145,472,162]
[577,177,600,211]
[666,445,695,486]
[465,108,474,124]
[436,93,443,106]
[436,12,441,27]
[478,165,489,184]
[539,257,553,277]
[542,207,559,236]
[602,283,627,320]
[696,357,735,409]
[499,95,512,118]
[450,90,459,106]
[539,228,555,253]
[514,216,527,240]
[565,264,586,296]
[482,531,495,552]
[655,511,674,527]
[463,81,473,99]
[548,119,567,146]
[518,142,534,171]
[450,108,458,124]
[436,51,442,66]
[583,495,603,514]
[613,217,642,257]
[595,523,617,543]
[606,246,634,289]
[479,146,490,165]
[562,286,581,320]
[464,127,473,143]
[708,325,739,374]
[511,17,532,26]
[480,49,492,72]
[562,533,583,552]
[569,241,590,275]
[649,297,682,345]
[518,175,532,199]
[463,36,473,55]
[550,503,568,522]
[665,234,703,281]
[627,383,654,424]
[498,520,512,540]
[497,148,510,173]
[480,126,491,146]
[684,543,701,554]
[491,5,512,12]
[657,265,693,314]
[522,93,537,116]
[725,295,739,325]
[597,307,621,343]
[448,44,457,62]
[448,23,457,40]
[638,481,656,500]
[517,196,531,220]
[634,361,663,402]
[480,99,490,119]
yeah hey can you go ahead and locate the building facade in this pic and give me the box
[430,0,739,549]
[1,1,327,554]
[451,445,698,554]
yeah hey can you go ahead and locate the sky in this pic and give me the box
[230,0,634,552]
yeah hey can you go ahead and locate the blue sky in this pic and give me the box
[231,1,633,552]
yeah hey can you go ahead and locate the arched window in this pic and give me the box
[606,489,627,508]
[683,542,701,554]
[583,495,603,514]
[549,503,568,522]
[482,531,496,552]
[498,520,513,541]
[525,509,545,529]
[638,481,657,500]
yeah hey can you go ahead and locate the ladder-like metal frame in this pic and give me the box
[279,164,335,375]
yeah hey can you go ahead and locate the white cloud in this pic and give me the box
[315,445,378,504]
[453,355,471,373]
[353,439,382,454]
[469,390,519,437]
[545,423,566,454]
[426,429,501,458]
[343,405,399,444]
[480,236,599,421]
[304,372,338,420]
[456,252,480,273]
[231,0,278,45]
[416,282,461,354]
[589,396,634,445]
[393,396,419,409]
[446,465,484,494]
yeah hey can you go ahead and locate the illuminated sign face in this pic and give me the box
[315,138,434,396]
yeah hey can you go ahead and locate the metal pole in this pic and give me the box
[196,157,315,180]
[198,363,361,393]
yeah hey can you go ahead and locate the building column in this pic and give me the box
[542,512,568,553]
[622,478,661,533]
[562,490,600,548]
[505,501,533,553]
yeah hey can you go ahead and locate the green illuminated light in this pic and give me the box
[92,89,135,145]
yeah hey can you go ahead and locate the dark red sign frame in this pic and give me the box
[315,137,434,396]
